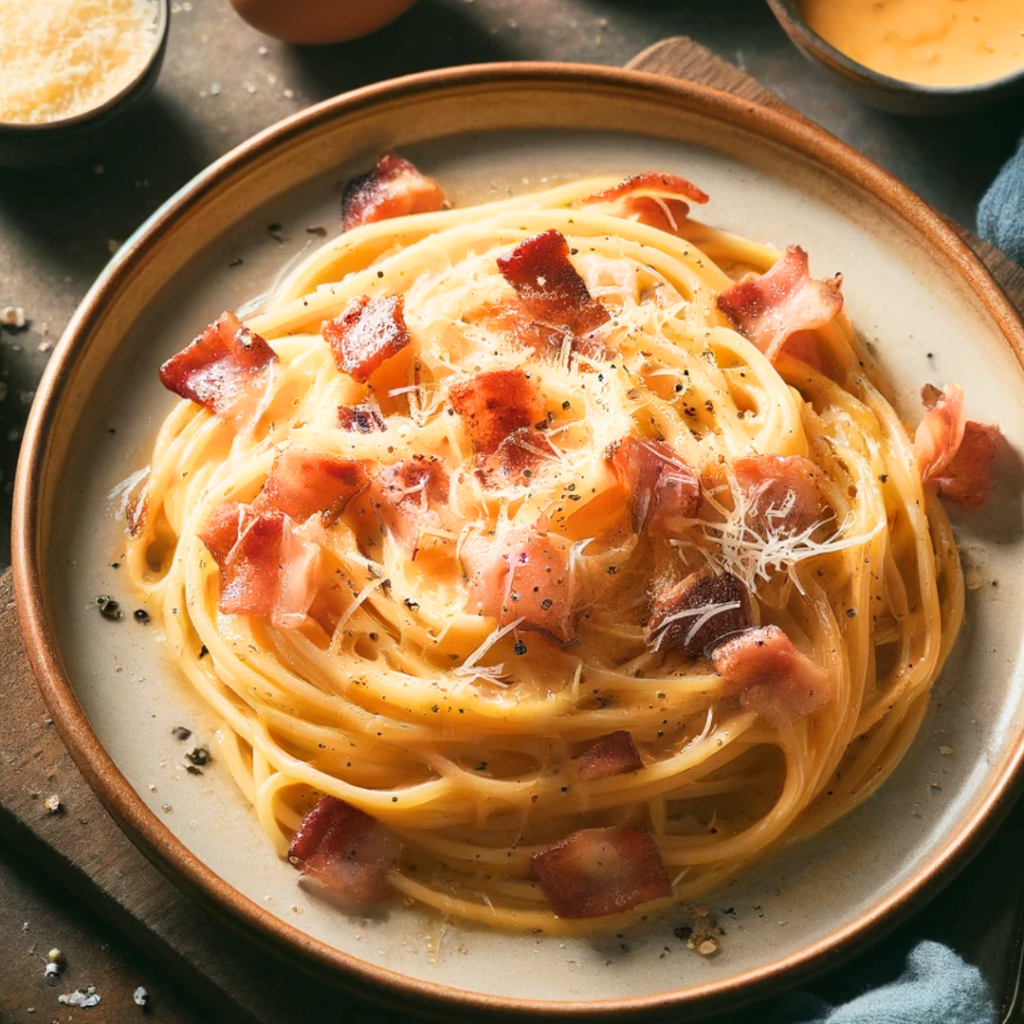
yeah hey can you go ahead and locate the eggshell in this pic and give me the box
[228,0,420,45]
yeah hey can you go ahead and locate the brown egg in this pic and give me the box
[227,0,421,45]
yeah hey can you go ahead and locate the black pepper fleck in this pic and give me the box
[96,596,122,620]
[185,746,211,767]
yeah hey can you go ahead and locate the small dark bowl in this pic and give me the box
[767,0,1024,116]
[0,0,169,168]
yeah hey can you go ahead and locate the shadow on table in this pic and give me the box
[282,0,520,99]
[0,94,210,270]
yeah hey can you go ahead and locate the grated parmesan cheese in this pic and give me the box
[0,0,159,124]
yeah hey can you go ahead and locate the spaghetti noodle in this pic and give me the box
[123,159,986,935]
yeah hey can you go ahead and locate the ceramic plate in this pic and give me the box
[14,65,1024,1019]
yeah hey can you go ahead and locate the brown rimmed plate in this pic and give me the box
[12,64,1024,1020]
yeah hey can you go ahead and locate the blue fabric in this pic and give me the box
[978,133,1024,266]
[773,941,995,1024]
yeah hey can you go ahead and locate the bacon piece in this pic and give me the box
[914,383,966,484]
[288,796,399,907]
[580,172,709,234]
[465,527,576,643]
[733,454,822,535]
[449,369,543,454]
[159,311,276,416]
[258,449,368,524]
[582,172,709,207]
[503,530,575,643]
[200,503,319,625]
[478,427,559,487]
[338,405,386,433]
[496,230,610,338]
[609,437,700,533]
[340,153,447,232]
[575,731,643,782]
[712,625,828,726]
[322,295,411,384]
[215,508,285,618]
[933,420,1000,507]
[532,826,672,919]
[199,500,247,565]
[717,246,843,363]
[367,458,449,554]
[647,568,752,657]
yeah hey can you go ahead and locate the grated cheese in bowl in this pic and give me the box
[0,0,160,125]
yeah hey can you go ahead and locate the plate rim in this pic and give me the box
[12,60,1024,1019]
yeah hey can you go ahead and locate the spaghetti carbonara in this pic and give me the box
[123,156,998,935]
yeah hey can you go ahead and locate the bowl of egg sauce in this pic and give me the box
[767,0,1024,114]
[0,0,169,166]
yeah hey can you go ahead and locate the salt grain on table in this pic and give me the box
[1,305,26,328]
[58,986,102,1007]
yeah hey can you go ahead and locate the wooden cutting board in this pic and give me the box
[3,36,1023,1024]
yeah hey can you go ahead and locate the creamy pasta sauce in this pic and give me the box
[800,0,1024,88]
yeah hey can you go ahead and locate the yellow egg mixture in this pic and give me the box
[801,0,1024,87]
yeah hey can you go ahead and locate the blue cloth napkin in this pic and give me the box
[978,134,1024,265]
[755,941,995,1024]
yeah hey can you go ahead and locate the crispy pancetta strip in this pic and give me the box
[914,383,966,484]
[712,625,828,726]
[609,437,701,534]
[338,405,387,433]
[341,153,447,232]
[933,420,1000,507]
[464,526,576,643]
[159,311,276,417]
[449,368,543,454]
[717,246,843,363]
[288,796,399,907]
[733,454,822,535]
[647,568,752,657]
[199,503,319,626]
[574,731,643,782]
[497,230,610,339]
[580,171,709,234]
[532,826,672,918]
[322,294,412,384]
[366,458,449,554]
[257,449,369,524]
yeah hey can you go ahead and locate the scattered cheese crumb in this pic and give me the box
[47,948,65,964]
[697,938,720,956]
[44,962,61,982]
[133,986,149,1007]
[1,306,26,328]
[209,82,221,96]
[58,986,101,1008]
[283,88,294,98]
[257,45,268,56]
[939,745,955,755]
[43,794,61,813]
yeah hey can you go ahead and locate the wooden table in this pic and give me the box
[2,4,1023,1021]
